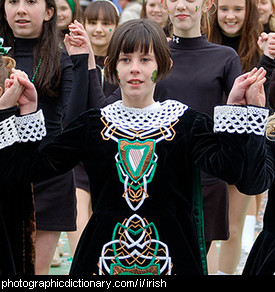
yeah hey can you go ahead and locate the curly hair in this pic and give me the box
[0,56,16,92]
[266,113,275,140]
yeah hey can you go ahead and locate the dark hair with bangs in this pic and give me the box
[105,19,172,85]
[83,1,119,26]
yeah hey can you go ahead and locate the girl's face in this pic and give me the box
[56,0,73,31]
[258,0,274,25]
[116,48,158,108]
[217,0,246,37]
[146,0,169,28]
[165,0,212,37]
[4,0,54,39]
[85,17,116,55]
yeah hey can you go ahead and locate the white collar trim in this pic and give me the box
[101,100,188,131]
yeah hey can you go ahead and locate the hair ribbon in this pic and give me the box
[0,38,11,55]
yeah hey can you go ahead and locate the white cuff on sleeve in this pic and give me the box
[15,109,46,142]
[214,105,269,136]
[0,109,46,149]
[0,115,20,149]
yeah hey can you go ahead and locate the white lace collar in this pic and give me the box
[101,100,188,131]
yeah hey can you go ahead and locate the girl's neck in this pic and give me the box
[221,29,242,38]
[173,27,202,38]
[121,94,155,109]
[92,45,107,57]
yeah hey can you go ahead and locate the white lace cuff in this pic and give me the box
[0,115,20,149]
[246,106,269,136]
[0,109,46,149]
[214,105,269,136]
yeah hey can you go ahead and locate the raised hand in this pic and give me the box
[4,69,37,115]
[227,68,266,107]
[0,73,24,109]
[17,70,38,114]
[245,67,266,107]
[227,68,258,105]
[64,20,96,69]
[258,32,275,59]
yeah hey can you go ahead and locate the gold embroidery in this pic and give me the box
[101,116,179,141]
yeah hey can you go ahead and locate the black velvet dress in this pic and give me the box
[109,35,243,243]
[0,100,271,275]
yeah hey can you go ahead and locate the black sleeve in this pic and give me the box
[62,54,89,126]
[0,109,43,185]
[189,106,273,194]
[223,55,242,97]
[190,110,247,185]
[0,110,92,185]
[30,112,90,182]
[88,69,109,108]
[257,54,275,111]
[236,137,274,195]
[0,106,18,121]
[59,51,73,123]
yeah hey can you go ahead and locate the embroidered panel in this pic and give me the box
[97,100,185,275]
[98,214,172,275]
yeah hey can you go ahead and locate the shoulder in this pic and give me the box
[65,108,102,129]
[168,36,239,61]
[206,42,239,58]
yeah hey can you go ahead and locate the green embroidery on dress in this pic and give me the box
[110,219,161,275]
[116,139,157,188]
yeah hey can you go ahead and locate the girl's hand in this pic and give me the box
[245,67,266,107]
[0,70,25,109]
[258,32,275,59]
[227,68,266,107]
[227,68,258,105]
[15,69,38,115]
[64,20,96,69]
[6,69,38,115]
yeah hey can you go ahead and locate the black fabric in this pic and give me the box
[202,181,229,241]
[0,105,37,275]
[0,104,271,275]
[155,35,241,119]
[13,39,92,231]
[242,140,275,275]
[74,55,118,191]
[0,45,88,272]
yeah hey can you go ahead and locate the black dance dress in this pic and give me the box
[110,35,243,243]
[0,100,271,275]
